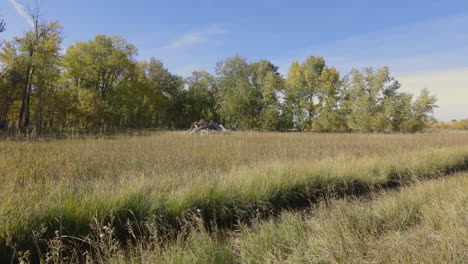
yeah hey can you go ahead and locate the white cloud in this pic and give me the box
[397,68,468,121]
[7,0,34,27]
[272,14,468,120]
[167,26,225,49]
[274,13,468,74]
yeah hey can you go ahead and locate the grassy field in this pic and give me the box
[109,173,467,264]
[1,131,468,262]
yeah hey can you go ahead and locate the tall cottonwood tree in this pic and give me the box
[64,35,137,100]
[0,10,63,129]
[410,88,438,131]
[216,55,259,129]
[14,10,62,128]
[311,66,344,131]
[145,58,183,127]
[185,70,219,123]
[215,56,285,130]
[285,56,326,130]
[30,23,63,128]
[250,60,285,130]
[342,67,393,131]
[63,35,137,127]
[0,42,21,128]
[0,16,440,133]
[341,67,437,132]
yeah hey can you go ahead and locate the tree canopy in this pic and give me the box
[0,18,438,132]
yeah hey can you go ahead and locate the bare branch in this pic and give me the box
[27,5,41,34]
[0,19,5,46]
[0,19,5,33]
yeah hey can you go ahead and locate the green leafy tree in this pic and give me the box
[343,67,401,131]
[63,34,137,127]
[30,23,63,128]
[0,42,23,128]
[0,14,63,129]
[14,14,63,128]
[0,17,441,133]
[143,58,183,127]
[185,70,219,122]
[311,66,345,131]
[216,56,284,130]
[250,60,285,130]
[216,55,261,129]
[342,67,437,132]
[285,56,325,130]
[387,92,414,132]
[410,88,438,131]
[110,64,153,128]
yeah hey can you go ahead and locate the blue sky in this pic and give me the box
[1,0,468,120]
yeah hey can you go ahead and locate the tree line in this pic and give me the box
[0,18,438,132]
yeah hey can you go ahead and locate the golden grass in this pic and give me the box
[1,131,468,262]
[108,173,468,264]
[231,173,468,264]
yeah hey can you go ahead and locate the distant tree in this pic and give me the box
[342,67,401,131]
[215,56,284,130]
[109,63,150,128]
[0,42,18,127]
[387,92,415,131]
[28,23,63,129]
[409,88,438,131]
[0,67,22,128]
[185,70,219,122]
[63,35,137,101]
[285,56,325,130]
[14,9,58,128]
[311,66,345,131]
[0,7,63,129]
[145,58,181,97]
[216,55,261,129]
[250,60,285,130]
[143,58,183,127]
[341,67,437,132]
[0,14,440,133]
[63,34,137,127]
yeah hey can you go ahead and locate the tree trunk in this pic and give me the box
[17,75,30,128]
[24,68,36,128]
[24,82,33,128]
[0,89,13,129]
[17,51,34,129]
[35,84,45,129]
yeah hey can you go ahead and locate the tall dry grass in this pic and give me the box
[231,173,468,264]
[104,173,468,264]
[27,172,467,263]
[1,131,468,262]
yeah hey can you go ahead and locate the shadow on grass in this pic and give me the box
[2,155,468,263]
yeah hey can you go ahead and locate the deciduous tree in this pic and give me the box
[285,56,325,130]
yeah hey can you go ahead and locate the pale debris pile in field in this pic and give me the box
[188,119,230,135]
